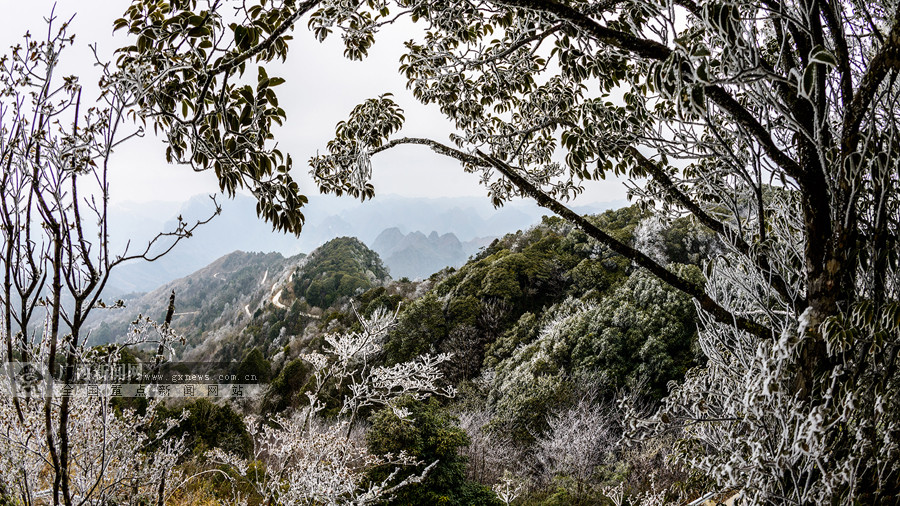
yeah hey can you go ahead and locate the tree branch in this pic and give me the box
[493,0,670,60]
[843,6,900,156]
[193,0,323,112]
[702,86,805,180]
[371,136,774,340]
[818,0,853,111]
[477,150,774,340]
[210,0,322,76]
[491,0,806,180]
[470,22,565,67]
[627,148,804,308]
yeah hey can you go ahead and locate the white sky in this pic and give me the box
[0,1,627,207]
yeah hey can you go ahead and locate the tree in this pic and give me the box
[367,396,501,506]
[209,413,426,505]
[0,16,206,505]
[157,397,253,457]
[210,307,456,505]
[533,397,619,500]
[0,6,311,504]
[236,347,272,383]
[0,388,187,505]
[114,0,308,234]
[119,0,899,501]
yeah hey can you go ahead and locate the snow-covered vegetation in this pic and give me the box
[3,0,900,504]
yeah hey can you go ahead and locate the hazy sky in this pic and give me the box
[0,1,628,208]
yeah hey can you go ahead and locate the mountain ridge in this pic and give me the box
[86,237,390,354]
[372,227,493,280]
[102,194,623,296]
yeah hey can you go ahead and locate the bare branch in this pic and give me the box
[628,148,803,308]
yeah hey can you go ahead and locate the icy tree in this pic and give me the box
[0,4,313,502]
[113,0,309,234]
[301,306,456,426]
[534,397,619,496]
[633,217,669,266]
[629,190,900,503]
[457,404,520,485]
[209,413,432,506]
[208,307,454,505]
[0,316,188,504]
[492,470,528,506]
[0,394,186,504]
[0,14,220,504]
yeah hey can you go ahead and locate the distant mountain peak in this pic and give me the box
[370,228,487,280]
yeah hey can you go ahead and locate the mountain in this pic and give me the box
[372,228,493,279]
[86,237,390,355]
[102,194,625,297]
[87,250,299,349]
[290,236,391,308]
[104,195,303,297]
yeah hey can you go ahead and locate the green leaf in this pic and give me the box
[188,26,209,38]
[239,86,255,104]
[799,65,816,99]
[235,25,249,49]
[809,44,838,67]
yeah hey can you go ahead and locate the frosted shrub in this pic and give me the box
[492,470,528,506]
[208,412,429,506]
[457,406,520,484]
[210,306,454,504]
[304,306,456,425]
[0,394,185,504]
[0,320,187,504]
[534,398,619,493]
[633,217,669,266]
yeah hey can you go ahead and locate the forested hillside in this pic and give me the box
[86,237,390,356]
[87,251,299,348]
[93,206,720,505]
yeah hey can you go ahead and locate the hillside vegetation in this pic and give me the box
[87,251,298,348]
[86,237,389,360]
[108,206,722,504]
